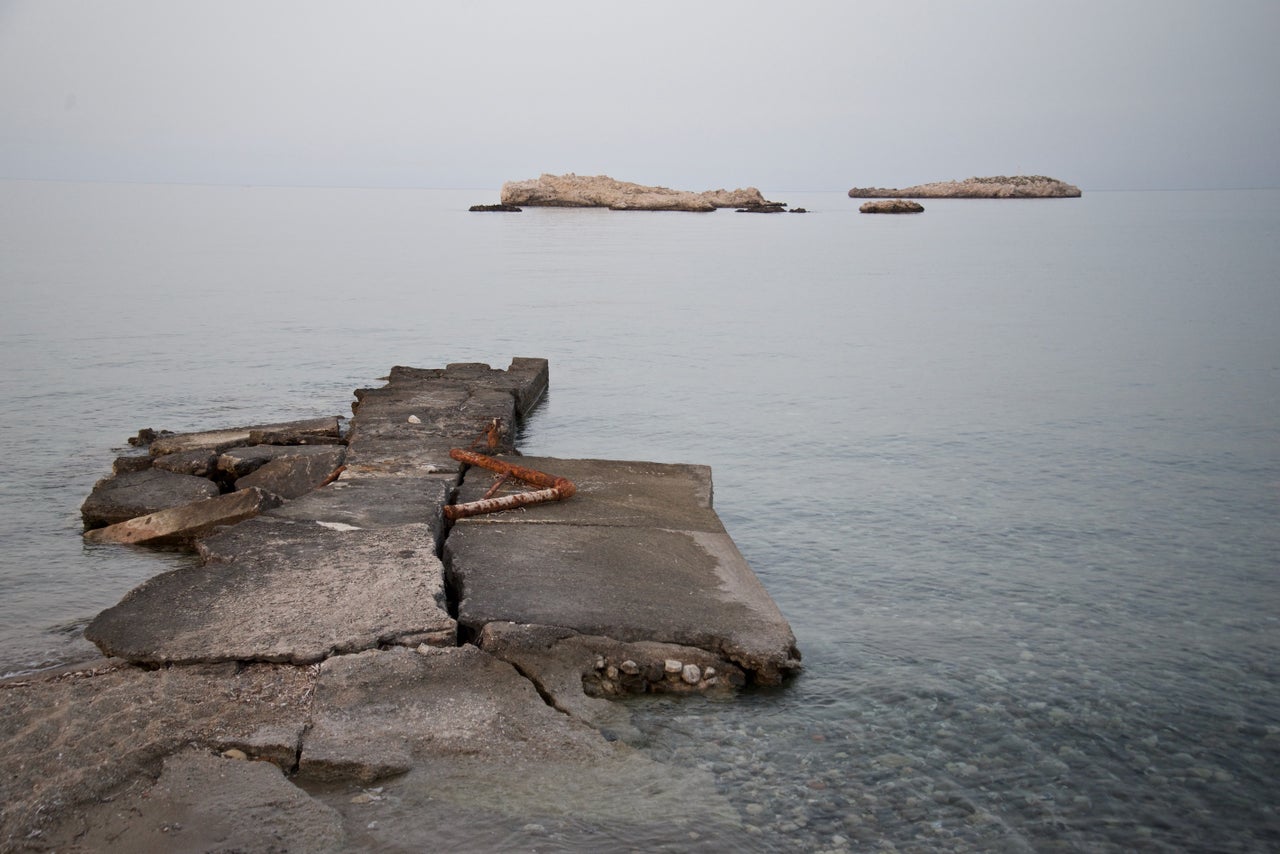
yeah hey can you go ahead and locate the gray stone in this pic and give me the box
[80,468,220,529]
[234,446,346,499]
[83,486,281,547]
[84,518,454,665]
[0,660,316,845]
[445,456,800,685]
[149,416,342,456]
[297,646,616,784]
[266,472,455,548]
[111,453,153,474]
[152,447,219,477]
[41,749,348,853]
[217,443,346,480]
[450,456,720,530]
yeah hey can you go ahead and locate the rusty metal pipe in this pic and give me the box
[448,448,576,498]
[444,486,563,520]
[444,448,577,520]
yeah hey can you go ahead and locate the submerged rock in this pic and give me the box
[848,175,1081,198]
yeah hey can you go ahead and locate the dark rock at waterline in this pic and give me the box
[216,443,346,481]
[81,469,221,529]
[860,199,925,214]
[469,203,523,212]
[233,447,346,499]
[736,203,788,213]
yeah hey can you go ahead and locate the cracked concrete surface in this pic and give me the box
[1,358,797,850]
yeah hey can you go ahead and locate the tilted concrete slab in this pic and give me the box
[80,468,221,528]
[85,518,454,665]
[233,446,346,498]
[444,456,801,684]
[83,486,282,547]
[148,416,342,456]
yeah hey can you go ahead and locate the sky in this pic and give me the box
[1,1,1278,192]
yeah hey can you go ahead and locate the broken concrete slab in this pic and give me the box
[41,749,348,854]
[0,660,315,847]
[83,486,282,547]
[216,443,346,480]
[85,519,454,665]
[476,621,746,740]
[296,646,617,785]
[445,456,801,685]
[148,416,342,456]
[452,456,721,529]
[80,468,221,529]
[152,447,219,478]
[233,446,346,499]
[265,473,455,547]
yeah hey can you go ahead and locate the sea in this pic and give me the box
[1,180,1277,852]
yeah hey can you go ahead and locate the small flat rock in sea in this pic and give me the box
[859,199,925,214]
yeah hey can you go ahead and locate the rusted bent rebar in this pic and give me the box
[443,448,576,520]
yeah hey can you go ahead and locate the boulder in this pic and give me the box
[80,468,220,529]
[83,487,282,547]
[499,173,775,212]
[860,199,925,214]
[848,175,1081,198]
[469,203,522,212]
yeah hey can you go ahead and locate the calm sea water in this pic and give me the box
[1,180,1277,851]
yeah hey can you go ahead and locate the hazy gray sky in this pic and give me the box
[2,1,1277,191]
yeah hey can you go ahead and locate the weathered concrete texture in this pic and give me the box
[151,448,218,477]
[41,750,348,854]
[80,468,221,529]
[445,456,801,684]
[477,621,745,740]
[85,519,454,665]
[0,661,315,849]
[297,646,616,784]
[265,472,455,546]
[344,360,547,476]
[83,487,282,547]
[148,416,342,456]
[233,446,346,498]
[216,442,345,480]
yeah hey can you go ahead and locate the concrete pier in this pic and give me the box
[1,359,800,848]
